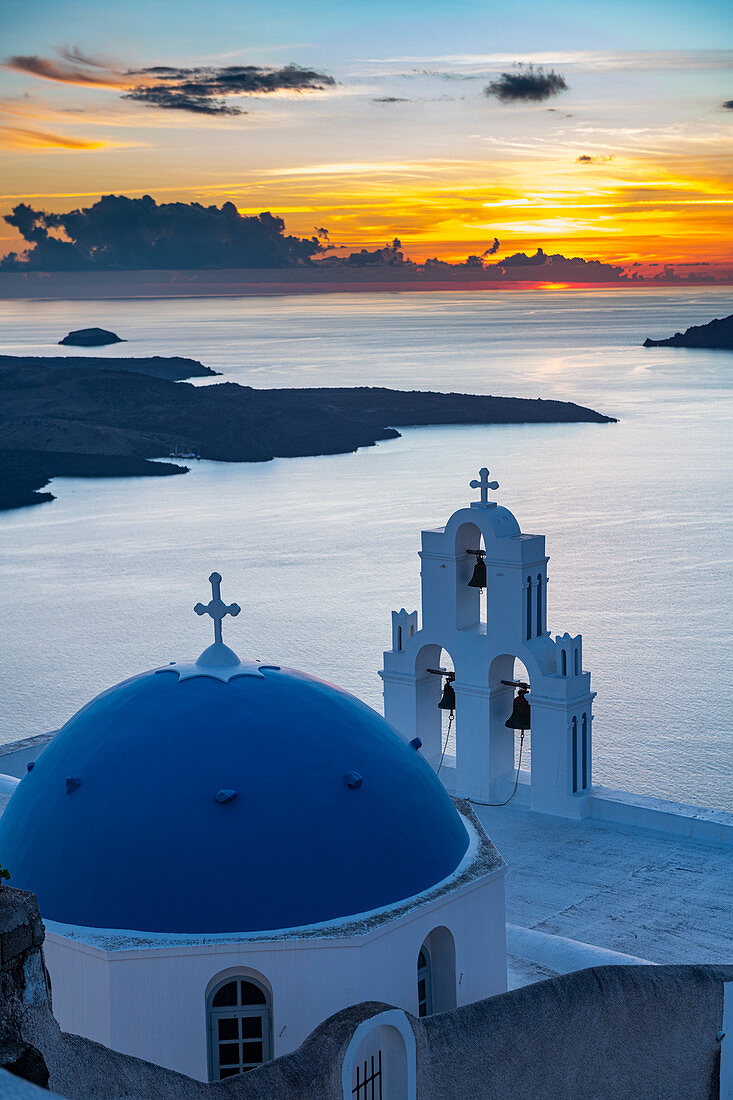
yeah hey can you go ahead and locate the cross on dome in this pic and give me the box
[194,572,241,645]
[470,467,499,505]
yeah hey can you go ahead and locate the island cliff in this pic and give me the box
[0,360,616,511]
[643,312,733,349]
[0,354,218,381]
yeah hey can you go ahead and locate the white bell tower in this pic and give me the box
[380,469,596,818]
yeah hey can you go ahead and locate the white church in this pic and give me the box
[0,468,730,1090]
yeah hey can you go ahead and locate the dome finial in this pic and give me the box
[194,572,241,645]
[470,467,499,506]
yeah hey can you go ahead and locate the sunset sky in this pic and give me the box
[1,0,731,273]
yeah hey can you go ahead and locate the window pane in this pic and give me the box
[241,981,266,1005]
[417,949,426,969]
[218,1043,240,1066]
[217,1017,238,1041]
[241,1016,262,1039]
[418,979,426,1000]
[242,1041,264,1065]
[219,1068,239,1079]
[212,982,237,1007]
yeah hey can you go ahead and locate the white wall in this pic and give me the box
[44,870,506,1083]
[381,502,597,818]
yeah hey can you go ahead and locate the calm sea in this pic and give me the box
[0,287,731,810]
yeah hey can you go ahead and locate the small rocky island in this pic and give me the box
[643,312,733,349]
[59,327,124,346]
[0,358,616,511]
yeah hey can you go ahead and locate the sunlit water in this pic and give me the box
[0,287,731,809]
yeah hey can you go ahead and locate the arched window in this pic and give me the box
[574,649,579,675]
[526,577,533,640]
[536,574,543,636]
[207,977,272,1081]
[571,716,578,793]
[417,947,433,1017]
[418,928,456,1014]
[561,650,567,676]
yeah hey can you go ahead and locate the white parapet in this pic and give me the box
[588,787,733,847]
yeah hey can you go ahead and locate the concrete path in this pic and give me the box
[472,802,733,988]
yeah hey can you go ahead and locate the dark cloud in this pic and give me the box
[723,100,733,109]
[500,248,548,268]
[1,194,323,271]
[371,97,410,103]
[122,64,335,115]
[5,51,335,117]
[411,69,479,82]
[488,248,628,282]
[484,64,568,103]
[576,154,614,163]
[482,238,500,256]
[320,239,408,268]
[123,88,245,115]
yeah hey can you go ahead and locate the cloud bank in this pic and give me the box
[484,64,568,103]
[1,195,322,270]
[2,197,727,283]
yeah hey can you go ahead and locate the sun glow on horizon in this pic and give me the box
[0,13,731,276]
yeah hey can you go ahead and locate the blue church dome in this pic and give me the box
[0,643,469,935]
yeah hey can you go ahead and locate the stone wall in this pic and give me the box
[0,887,730,1099]
[0,886,51,1088]
[415,964,730,1099]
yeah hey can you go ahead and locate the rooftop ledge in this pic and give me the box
[588,787,733,846]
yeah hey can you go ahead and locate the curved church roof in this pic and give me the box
[0,575,469,934]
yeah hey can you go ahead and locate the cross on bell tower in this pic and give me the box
[194,572,241,645]
[470,467,499,506]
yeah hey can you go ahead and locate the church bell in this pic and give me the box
[438,677,456,713]
[467,549,487,590]
[504,684,531,730]
[427,667,456,716]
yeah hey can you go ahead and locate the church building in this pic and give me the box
[0,562,507,1082]
[0,468,731,1099]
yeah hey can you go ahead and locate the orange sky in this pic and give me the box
[1,5,732,274]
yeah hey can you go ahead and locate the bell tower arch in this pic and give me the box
[380,469,596,818]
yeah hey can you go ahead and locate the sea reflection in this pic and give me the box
[0,288,731,811]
